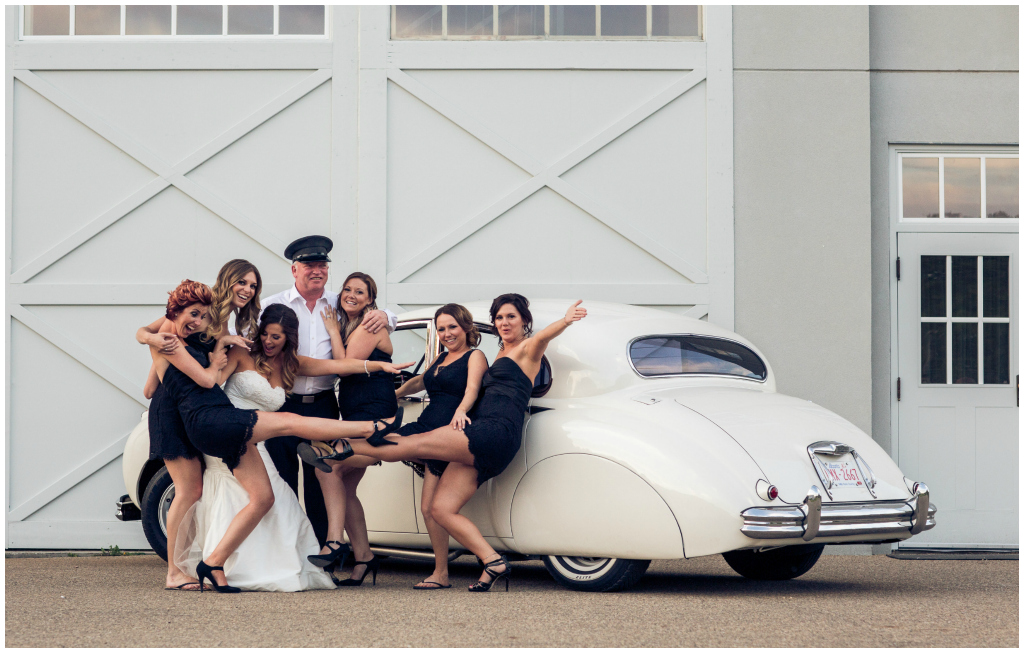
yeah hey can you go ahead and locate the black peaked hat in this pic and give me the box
[284,235,333,263]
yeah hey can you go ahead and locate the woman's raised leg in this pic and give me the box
[344,426,476,466]
[163,456,203,590]
[429,463,505,585]
[202,443,274,587]
[415,469,451,589]
[249,411,374,443]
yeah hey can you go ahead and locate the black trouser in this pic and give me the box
[265,390,335,547]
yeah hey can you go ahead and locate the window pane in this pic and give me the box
[24,5,70,35]
[395,6,442,37]
[177,5,222,35]
[550,5,595,36]
[944,158,981,218]
[952,323,978,384]
[126,5,170,35]
[228,5,273,35]
[601,5,646,36]
[983,323,1010,384]
[921,323,947,384]
[279,5,324,35]
[75,5,120,35]
[448,5,493,36]
[652,5,698,36]
[986,158,1019,218]
[630,336,767,380]
[921,255,946,318]
[903,157,940,218]
[951,256,978,318]
[498,5,543,35]
[983,256,1010,318]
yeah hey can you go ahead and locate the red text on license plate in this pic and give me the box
[822,461,863,488]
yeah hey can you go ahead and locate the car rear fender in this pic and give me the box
[123,412,151,506]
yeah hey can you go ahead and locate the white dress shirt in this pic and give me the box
[261,285,397,395]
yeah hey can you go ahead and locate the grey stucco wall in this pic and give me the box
[868,6,1020,454]
[733,6,873,432]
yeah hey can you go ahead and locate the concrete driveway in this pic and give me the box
[4,553,1017,647]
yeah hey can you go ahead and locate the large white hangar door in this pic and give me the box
[377,9,734,322]
[7,67,333,548]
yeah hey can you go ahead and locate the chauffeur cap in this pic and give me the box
[284,235,333,263]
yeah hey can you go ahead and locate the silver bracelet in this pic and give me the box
[364,359,370,376]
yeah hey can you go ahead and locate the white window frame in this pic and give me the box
[918,254,1012,386]
[389,5,703,41]
[19,5,331,39]
[897,148,1019,223]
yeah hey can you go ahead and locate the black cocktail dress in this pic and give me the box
[148,333,214,462]
[462,356,532,486]
[162,343,259,471]
[336,348,398,422]
[396,350,477,477]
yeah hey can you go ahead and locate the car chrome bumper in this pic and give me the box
[740,483,936,541]
[115,494,141,522]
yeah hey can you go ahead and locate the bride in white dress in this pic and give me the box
[173,304,411,592]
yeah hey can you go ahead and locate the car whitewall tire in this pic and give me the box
[543,555,651,592]
[140,467,174,561]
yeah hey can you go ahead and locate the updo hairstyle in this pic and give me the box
[165,280,213,321]
[489,293,533,349]
[434,303,481,349]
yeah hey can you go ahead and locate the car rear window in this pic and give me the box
[629,336,767,381]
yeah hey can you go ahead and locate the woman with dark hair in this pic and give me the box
[329,295,587,592]
[392,304,488,589]
[150,283,411,593]
[297,272,400,586]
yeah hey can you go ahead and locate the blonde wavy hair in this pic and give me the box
[336,272,378,346]
[206,259,262,339]
[251,304,300,393]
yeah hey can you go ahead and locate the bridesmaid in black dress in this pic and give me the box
[153,281,409,592]
[300,272,399,586]
[393,304,487,589]
[339,295,587,592]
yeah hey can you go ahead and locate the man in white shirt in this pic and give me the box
[261,235,397,546]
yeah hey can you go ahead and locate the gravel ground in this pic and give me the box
[4,554,1018,647]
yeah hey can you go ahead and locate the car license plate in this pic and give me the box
[817,457,864,489]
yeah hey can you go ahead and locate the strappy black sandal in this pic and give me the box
[366,407,404,447]
[308,540,350,569]
[297,441,336,472]
[196,560,241,594]
[468,555,511,593]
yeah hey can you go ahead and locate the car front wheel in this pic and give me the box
[722,544,825,581]
[140,466,174,561]
[543,555,650,592]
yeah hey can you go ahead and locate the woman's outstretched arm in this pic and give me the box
[296,356,413,378]
[159,344,227,389]
[523,300,587,362]
[451,349,488,430]
[395,374,425,399]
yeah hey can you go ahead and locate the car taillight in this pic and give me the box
[768,485,779,500]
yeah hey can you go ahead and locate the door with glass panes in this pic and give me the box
[897,232,1018,547]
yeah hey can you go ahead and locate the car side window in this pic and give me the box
[391,322,431,389]
[629,335,767,381]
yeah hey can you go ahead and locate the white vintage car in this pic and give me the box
[117,300,935,591]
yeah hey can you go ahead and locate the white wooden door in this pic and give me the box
[896,232,1019,547]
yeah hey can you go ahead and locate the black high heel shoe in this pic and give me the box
[307,540,350,569]
[366,407,404,447]
[297,441,336,473]
[334,555,381,587]
[468,555,510,593]
[196,560,241,594]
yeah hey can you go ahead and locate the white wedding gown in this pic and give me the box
[174,370,335,591]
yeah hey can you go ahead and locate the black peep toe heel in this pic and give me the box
[468,555,511,593]
[335,555,381,587]
[308,540,350,569]
[196,560,241,594]
[366,407,403,447]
